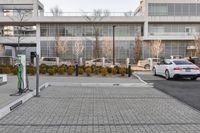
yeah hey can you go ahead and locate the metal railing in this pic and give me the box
[40,12,144,17]
[148,32,198,36]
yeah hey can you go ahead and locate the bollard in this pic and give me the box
[128,64,131,77]
[75,64,78,76]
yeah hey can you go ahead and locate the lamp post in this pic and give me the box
[113,25,116,65]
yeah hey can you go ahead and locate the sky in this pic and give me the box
[39,0,140,12]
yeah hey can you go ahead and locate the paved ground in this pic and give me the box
[0,76,137,109]
[136,72,200,111]
[1,79,200,132]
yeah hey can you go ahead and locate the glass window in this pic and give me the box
[173,60,193,65]
[168,4,174,16]
[190,4,197,16]
[182,4,189,16]
[175,4,182,16]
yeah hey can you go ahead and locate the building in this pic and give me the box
[0,0,199,64]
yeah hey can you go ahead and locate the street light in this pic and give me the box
[113,25,116,65]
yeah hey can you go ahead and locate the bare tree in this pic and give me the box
[0,44,5,56]
[102,37,112,58]
[82,9,110,59]
[73,40,85,62]
[134,34,142,63]
[7,9,32,55]
[194,35,200,57]
[150,40,163,58]
[55,36,68,57]
[124,11,133,16]
[50,6,63,16]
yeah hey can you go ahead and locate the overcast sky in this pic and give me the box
[39,0,140,12]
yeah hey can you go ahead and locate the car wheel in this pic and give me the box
[153,67,157,76]
[191,77,197,81]
[165,70,170,80]
[144,64,150,70]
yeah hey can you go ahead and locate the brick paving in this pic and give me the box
[1,84,200,132]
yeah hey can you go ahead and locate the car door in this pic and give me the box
[156,60,166,75]
[105,59,112,67]
[94,59,102,66]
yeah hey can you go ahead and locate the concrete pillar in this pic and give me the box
[0,9,3,17]
[33,0,38,17]
[36,23,41,57]
[11,47,16,58]
[144,21,148,37]
[0,44,5,56]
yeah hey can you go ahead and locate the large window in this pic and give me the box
[149,3,200,16]
[40,24,142,37]
[149,24,200,36]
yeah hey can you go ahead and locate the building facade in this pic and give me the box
[0,0,199,64]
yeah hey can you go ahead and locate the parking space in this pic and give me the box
[1,85,200,132]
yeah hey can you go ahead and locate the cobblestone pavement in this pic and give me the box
[1,85,200,132]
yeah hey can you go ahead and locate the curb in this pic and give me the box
[0,83,49,120]
[50,82,152,88]
[133,73,154,87]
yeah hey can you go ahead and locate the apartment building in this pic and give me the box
[0,0,199,63]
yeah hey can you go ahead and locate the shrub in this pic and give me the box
[0,67,3,74]
[85,67,92,76]
[40,64,47,68]
[2,67,11,74]
[40,68,46,74]
[101,67,108,76]
[119,67,126,76]
[78,68,84,75]
[107,67,112,74]
[52,66,58,73]
[57,67,65,75]
[47,69,55,76]
[112,68,117,75]
[29,68,36,75]
[67,67,74,75]
[94,68,100,75]
[114,66,120,74]
[12,68,18,75]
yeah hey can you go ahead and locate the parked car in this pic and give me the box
[38,57,71,66]
[185,57,200,67]
[153,59,200,80]
[85,58,120,67]
[0,56,15,66]
[137,58,160,70]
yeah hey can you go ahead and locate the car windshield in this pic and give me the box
[173,60,193,65]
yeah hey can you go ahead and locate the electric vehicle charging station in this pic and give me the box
[18,55,27,91]
[10,55,28,96]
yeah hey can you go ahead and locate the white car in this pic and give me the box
[39,57,71,66]
[153,59,200,80]
[137,58,160,69]
[85,58,120,67]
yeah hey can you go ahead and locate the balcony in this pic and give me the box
[145,32,197,40]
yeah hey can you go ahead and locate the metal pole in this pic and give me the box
[128,64,131,77]
[36,54,40,97]
[76,63,78,76]
[113,25,116,66]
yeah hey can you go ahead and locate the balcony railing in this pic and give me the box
[148,32,198,36]
[39,11,144,17]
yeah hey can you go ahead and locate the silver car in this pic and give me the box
[85,58,120,67]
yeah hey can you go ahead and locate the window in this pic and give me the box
[173,60,192,65]
[185,27,191,33]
